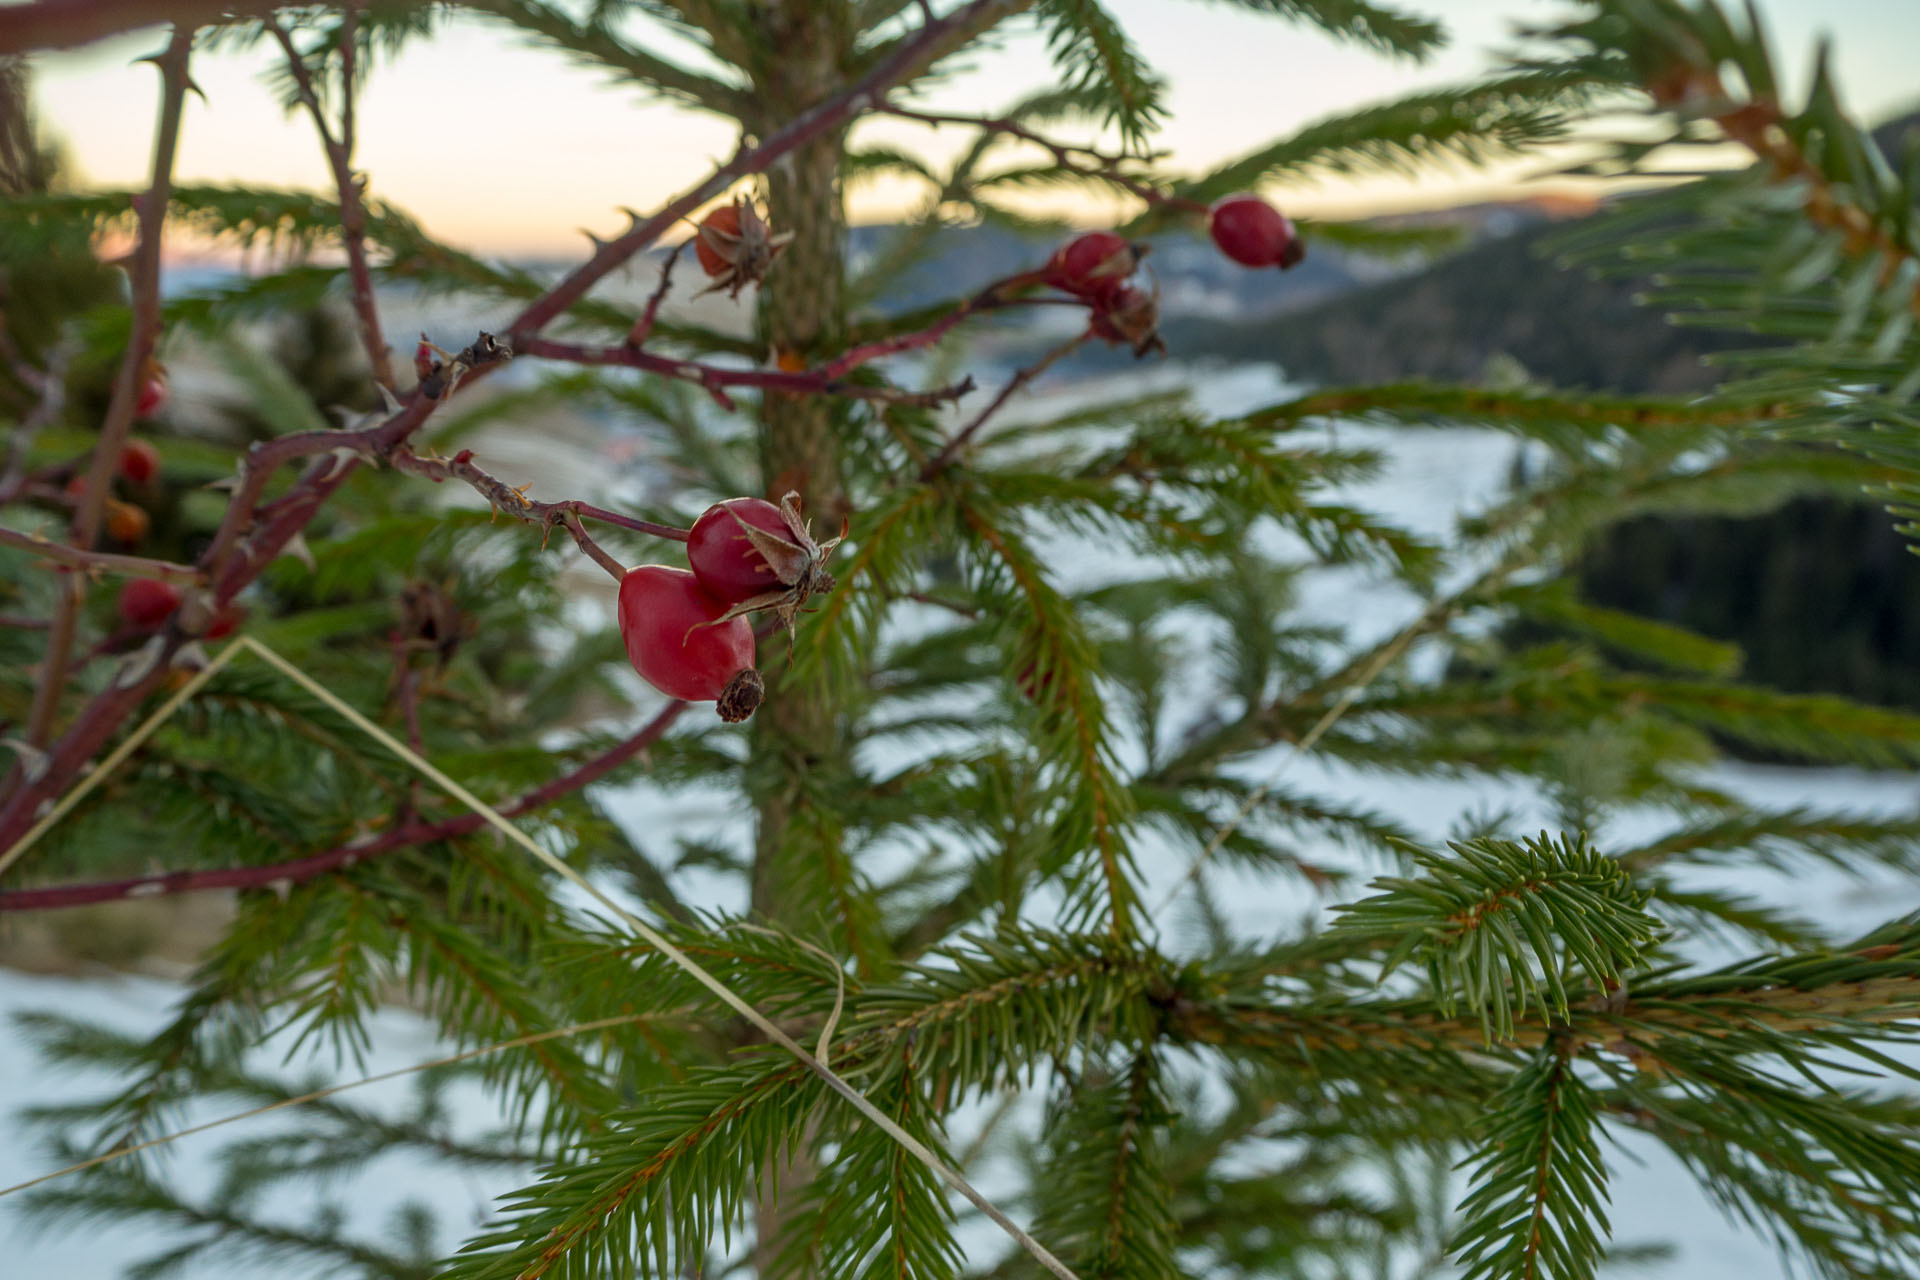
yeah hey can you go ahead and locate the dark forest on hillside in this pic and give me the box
[1158,111,1920,717]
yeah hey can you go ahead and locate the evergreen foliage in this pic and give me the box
[5,1,1920,1279]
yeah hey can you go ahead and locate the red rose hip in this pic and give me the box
[117,578,181,628]
[134,370,169,418]
[617,565,763,721]
[1208,195,1304,269]
[1044,232,1143,301]
[688,497,792,603]
[684,492,842,637]
[694,203,741,278]
[119,439,160,485]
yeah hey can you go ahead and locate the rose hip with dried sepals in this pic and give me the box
[1088,286,1164,358]
[117,578,181,628]
[685,491,843,636]
[1044,232,1145,303]
[693,198,794,299]
[1208,194,1304,270]
[617,565,764,722]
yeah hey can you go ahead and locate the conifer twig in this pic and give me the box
[880,101,1207,214]
[1153,549,1532,915]
[0,1013,660,1199]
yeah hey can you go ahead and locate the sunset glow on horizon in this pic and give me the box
[21,0,1920,257]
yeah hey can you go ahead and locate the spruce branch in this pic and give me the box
[879,101,1206,214]
[1450,1046,1610,1280]
[1328,833,1663,1041]
[459,0,750,115]
[1175,71,1591,204]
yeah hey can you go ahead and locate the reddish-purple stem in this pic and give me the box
[0,527,204,582]
[921,332,1091,479]
[817,273,1051,378]
[0,701,688,912]
[268,7,394,388]
[519,336,975,408]
[0,0,278,54]
[21,26,189,751]
[627,243,684,348]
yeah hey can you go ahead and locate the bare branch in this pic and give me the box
[0,526,205,582]
[20,25,190,751]
[267,7,394,389]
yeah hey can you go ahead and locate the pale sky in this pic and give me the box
[23,0,1920,255]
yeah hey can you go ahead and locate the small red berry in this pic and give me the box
[205,605,242,640]
[117,578,181,628]
[134,370,169,418]
[1208,195,1304,270]
[104,499,150,544]
[119,439,160,485]
[617,565,764,721]
[1045,232,1143,301]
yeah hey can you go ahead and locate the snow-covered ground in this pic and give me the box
[6,360,1917,1278]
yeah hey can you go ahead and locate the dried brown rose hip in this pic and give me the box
[693,198,794,299]
[119,439,160,485]
[1208,194,1304,269]
[1044,232,1144,302]
[1088,286,1165,358]
[117,578,181,628]
[617,564,764,722]
[685,491,842,636]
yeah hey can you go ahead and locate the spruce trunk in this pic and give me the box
[747,6,852,1267]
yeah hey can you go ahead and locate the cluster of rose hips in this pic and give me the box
[1041,193,1302,356]
[108,360,242,640]
[71,358,171,545]
[617,492,841,722]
